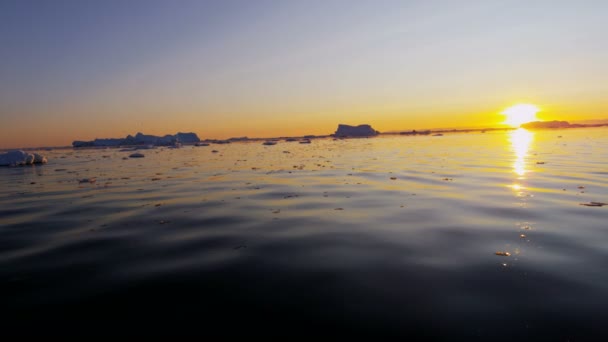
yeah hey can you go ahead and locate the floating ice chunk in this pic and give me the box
[0,150,48,167]
[135,145,155,150]
[0,151,28,166]
[33,153,47,164]
[580,202,607,207]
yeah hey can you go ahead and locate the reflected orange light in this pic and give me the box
[509,128,534,177]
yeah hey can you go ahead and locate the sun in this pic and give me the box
[501,104,540,127]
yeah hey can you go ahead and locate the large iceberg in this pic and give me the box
[73,132,200,147]
[334,124,379,137]
[0,150,47,167]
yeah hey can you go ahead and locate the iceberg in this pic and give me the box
[0,150,48,167]
[175,132,200,143]
[73,132,201,147]
[334,124,379,137]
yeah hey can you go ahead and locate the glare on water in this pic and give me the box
[509,128,534,177]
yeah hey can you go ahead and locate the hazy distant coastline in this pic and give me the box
[521,120,608,129]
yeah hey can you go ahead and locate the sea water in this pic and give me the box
[1,128,607,338]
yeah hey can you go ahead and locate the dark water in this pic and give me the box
[1,128,607,338]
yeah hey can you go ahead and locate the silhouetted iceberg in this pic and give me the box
[0,150,47,167]
[334,124,379,137]
[132,133,176,145]
[228,137,249,142]
[73,132,200,147]
[175,132,200,143]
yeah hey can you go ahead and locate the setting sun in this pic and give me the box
[501,104,540,127]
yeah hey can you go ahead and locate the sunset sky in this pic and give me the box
[1,0,607,148]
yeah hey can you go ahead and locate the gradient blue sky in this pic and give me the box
[1,0,607,147]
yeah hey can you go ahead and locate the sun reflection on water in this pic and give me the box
[509,128,534,178]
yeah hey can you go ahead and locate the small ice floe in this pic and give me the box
[34,154,46,164]
[168,142,182,149]
[495,251,511,257]
[580,202,607,207]
[129,153,145,158]
[136,145,155,150]
[78,177,96,183]
[0,150,47,167]
[263,141,277,146]
[299,139,311,144]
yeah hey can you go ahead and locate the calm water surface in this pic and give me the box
[1,128,607,338]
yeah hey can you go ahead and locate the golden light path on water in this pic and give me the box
[509,128,534,178]
[508,128,534,198]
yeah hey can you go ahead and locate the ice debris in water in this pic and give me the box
[580,202,607,207]
[0,150,47,167]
